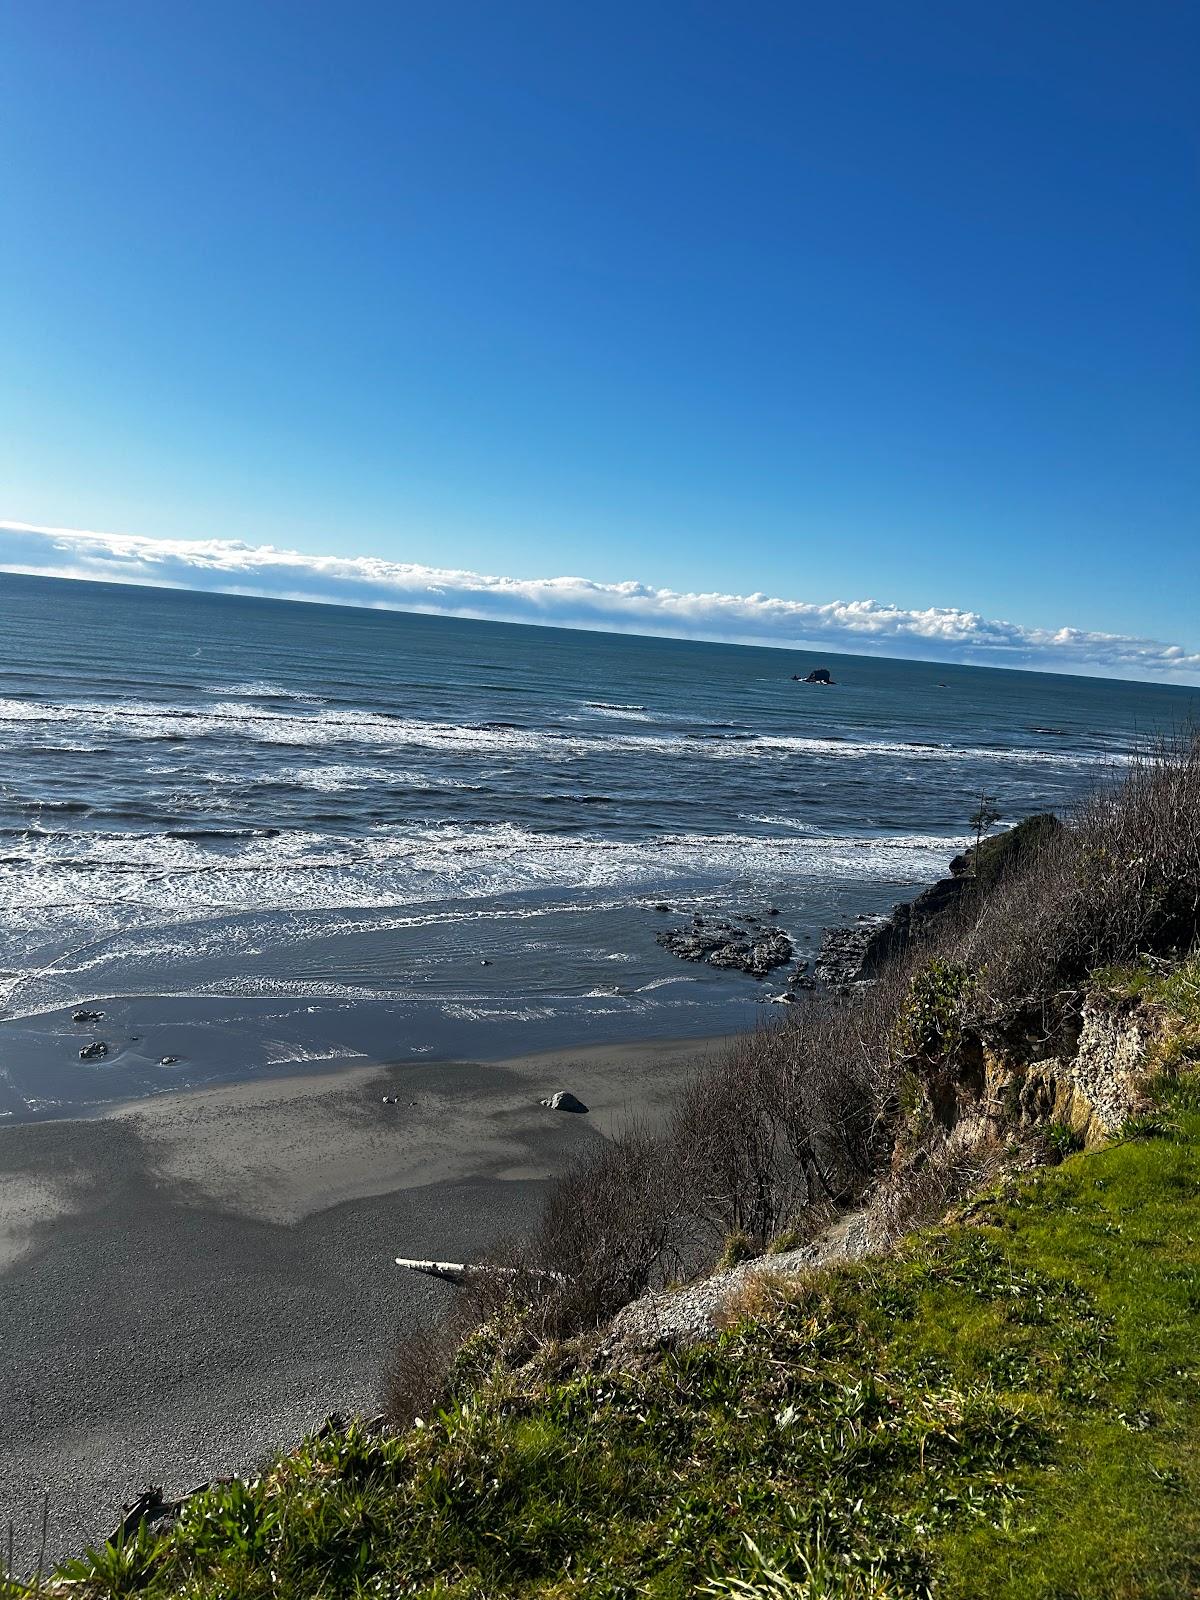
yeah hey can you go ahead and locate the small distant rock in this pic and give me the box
[766,907,780,916]
[79,1041,109,1061]
[540,1090,588,1113]
[653,903,671,913]
[159,1056,180,1066]
[72,1009,104,1023]
[479,959,492,966]
[802,667,835,685]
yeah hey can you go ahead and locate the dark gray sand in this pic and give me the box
[0,1035,718,1569]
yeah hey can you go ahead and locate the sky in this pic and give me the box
[1,2,1197,679]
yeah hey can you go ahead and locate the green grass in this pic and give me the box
[1093,958,1200,1024]
[41,1066,1200,1599]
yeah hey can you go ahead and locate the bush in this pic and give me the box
[894,960,977,1060]
[956,731,1200,1007]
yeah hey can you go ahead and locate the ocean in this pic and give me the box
[1,571,1194,1117]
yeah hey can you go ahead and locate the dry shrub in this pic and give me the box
[868,1144,1005,1242]
[383,1235,540,1423]
[531,1121,696,1333]
[383,1308,460,1425]
[711,1268,797,1331]
[947,731,1200,1007]
[521,998,898,1340]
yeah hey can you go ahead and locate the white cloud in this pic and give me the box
[1,518,1197,683]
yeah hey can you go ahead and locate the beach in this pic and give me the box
[0,1034,715,1565]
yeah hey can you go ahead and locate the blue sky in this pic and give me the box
[1,2,1197,676]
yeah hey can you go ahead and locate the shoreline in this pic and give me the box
[0,971,770,1126]
[0,1031,723,1565]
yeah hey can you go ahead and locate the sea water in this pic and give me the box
[0,572,1194,1114]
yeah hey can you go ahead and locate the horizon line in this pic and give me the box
[2,518,1199,690]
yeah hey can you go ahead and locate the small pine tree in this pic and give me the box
[968,790,1002,870]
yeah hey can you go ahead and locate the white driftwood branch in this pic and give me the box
[394,1257,566,1285]
[394,1257,471,1282]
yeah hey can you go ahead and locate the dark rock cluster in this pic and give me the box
[656,914,794,978]
[812,918,891,987]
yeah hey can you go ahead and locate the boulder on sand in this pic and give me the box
[540,1091,589,1113]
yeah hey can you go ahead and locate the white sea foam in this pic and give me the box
[0,695,1127,770]
[206,681,311,700]
[738,814,823,832]
[0,818,973,1016]
[0,820,972,909]
[268,764,466,793]
[261,1041,369,1065]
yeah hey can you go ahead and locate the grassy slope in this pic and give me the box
[22,979,1200,1600]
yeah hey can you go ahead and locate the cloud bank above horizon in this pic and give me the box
[2,519,1197,684]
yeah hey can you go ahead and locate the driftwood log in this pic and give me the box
[394,1257,565,1284]
[108,1483,210,1546]
[394,1256,473,1282]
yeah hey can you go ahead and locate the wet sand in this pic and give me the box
[0,1034,718,1569]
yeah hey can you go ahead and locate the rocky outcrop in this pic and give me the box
[981,995,1153,1147]
[657,917,793,977]
[813,918,889,986]
[815,815,1063,987]
[891,989,1154,1173]
[792,668,835,684]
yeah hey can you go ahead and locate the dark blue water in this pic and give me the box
[0,572,1194,1115]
